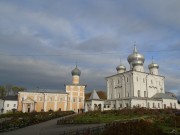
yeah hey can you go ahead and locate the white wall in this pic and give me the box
[0,99,4,114]
[3,100,17,114]
[162,99,178,109]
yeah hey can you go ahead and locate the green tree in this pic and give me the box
[12,86,26,95]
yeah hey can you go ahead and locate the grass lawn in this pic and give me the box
[58,108,180,134]
[73,113,150,123]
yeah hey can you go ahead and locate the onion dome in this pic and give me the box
[148,63,159,69]
[127,45,145,64]
[148,60,159,69]
[116,58,126,73]
[132,60,143,66]
[116,64,126,71]
[71,65,81,76]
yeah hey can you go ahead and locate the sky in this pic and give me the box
[0,0,180,97]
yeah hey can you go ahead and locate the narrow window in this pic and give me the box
[144,91,146,97]
[119,93,120,98]
[151,80,153,84]
[127,77,128,82]
[174,103,176,109]
[73,98,76,102]
[170,103,172,108]
[158,103,160,108]
[7,104,9,107]
[153,103,155,108]
[138,90,140,97]
[143,78,145,83]
[137,77,138,82]
[164,104,166,109]
[147,102,150,108]
[60,98,62,102]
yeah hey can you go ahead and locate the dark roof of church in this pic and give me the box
[1,95,18,101]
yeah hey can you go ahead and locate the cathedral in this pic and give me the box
[85,46,180,111]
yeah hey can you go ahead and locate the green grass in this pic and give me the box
[72,112,151,124]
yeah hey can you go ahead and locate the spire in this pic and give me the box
[120,57,122,65]
[75,60,78,68]
[133,43,138,53]
[152,56,154,63]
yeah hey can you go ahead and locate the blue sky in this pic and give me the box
[0,0,180,97]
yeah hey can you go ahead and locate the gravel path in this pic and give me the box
[0,114,104,135]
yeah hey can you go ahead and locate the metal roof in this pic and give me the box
[152,93,176,99]
[89,90,100,100]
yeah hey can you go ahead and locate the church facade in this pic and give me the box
[85,46,179,112]
[17,65,86,113]
[105,46,179,110]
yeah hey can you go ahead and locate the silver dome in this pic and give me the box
[71,66,81,76]
[148,63,159,69]
[116,65,126,71]
[127,46,145,64]
[132,60,143,66]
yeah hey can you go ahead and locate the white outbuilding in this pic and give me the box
[0,96,18,114]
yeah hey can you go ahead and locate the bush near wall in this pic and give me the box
[102,119,168,135]
[0,111,74,132]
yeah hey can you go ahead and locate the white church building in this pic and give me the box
[85,46,180,111]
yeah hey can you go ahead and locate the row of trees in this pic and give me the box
[0,84,26,98]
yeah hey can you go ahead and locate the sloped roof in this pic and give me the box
[85,90,107,100]
[89,90,100,100]
[1,96,18,101]
[152,93,176,99]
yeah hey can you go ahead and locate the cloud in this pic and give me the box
[0,0,180,94]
